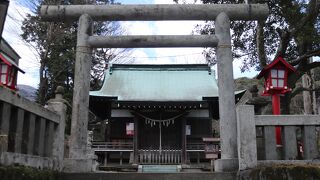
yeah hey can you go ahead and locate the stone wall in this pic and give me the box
[0,165,57,180]
[239,164,320,180]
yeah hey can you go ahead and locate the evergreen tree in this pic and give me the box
[21,0,130,105]
[175,0,320,113]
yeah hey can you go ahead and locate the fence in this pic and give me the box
[0,86,66,170]
[237,105,320,170]
[92,141,133,152]
[138,149,182,164]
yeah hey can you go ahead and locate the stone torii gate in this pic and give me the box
[40,4,268,172]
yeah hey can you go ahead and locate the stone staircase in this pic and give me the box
[138,165,182,173]
[58,172,237,180]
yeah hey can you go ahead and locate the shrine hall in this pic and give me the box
[89,64,245,166]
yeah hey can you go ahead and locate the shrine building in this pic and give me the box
[89,64,245,166]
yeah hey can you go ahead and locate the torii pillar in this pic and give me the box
[40,4,268,172]
[69,14,93,159]
[215,12,238,171]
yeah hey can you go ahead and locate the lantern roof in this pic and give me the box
[1,38,21,62]
[257,56,296,79]
[0,52,25,73]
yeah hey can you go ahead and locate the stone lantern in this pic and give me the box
[257,56,296,144]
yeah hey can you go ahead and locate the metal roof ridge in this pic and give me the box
[109,63,212,72]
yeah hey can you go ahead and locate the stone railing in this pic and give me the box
[92,141,133,151]
[0,86,66,170]
[237,105,320,170]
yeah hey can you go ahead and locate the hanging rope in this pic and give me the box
[134,111,186,127]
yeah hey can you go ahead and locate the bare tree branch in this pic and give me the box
[290,85,320,99]
[274,28,291,58]
[275,0,319,59]
[289,0,320,36]
[301,62,320,72]
[289,48,320,66]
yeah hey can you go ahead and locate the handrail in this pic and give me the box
[92,142,133,150]
[0,87,59,124]
[91,142,221,150]
[255,115,320,126]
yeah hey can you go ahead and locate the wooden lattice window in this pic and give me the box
[271,69,285,88]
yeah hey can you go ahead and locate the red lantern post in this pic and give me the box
[272,94,281,144]
[257,56,296,145]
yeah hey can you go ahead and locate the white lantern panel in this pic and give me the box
[0,64,7,84]
[272,79,278,87]
[0,75,5,83]
[1,64,7,73]
[7,72,13,86]
[278,79,284,88]
[278,70,285,78]
[9,68,16,86]
[271,69,277,78]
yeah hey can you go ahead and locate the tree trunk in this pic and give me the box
[256,21,267,69]
[281,94,291,114]
[37,62,48,105]
[311,68,317,114]
[302,73,312,114]
[302,58,316,114]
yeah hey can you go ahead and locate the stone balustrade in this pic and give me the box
[237,105,320,170]
[0,86,66,170]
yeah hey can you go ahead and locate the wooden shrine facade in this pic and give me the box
[89,64,244,165]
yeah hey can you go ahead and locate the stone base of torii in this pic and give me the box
[40,3,268,172]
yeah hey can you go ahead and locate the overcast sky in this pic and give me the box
[3,0,259,88]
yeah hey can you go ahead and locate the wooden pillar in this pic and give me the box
[120,151,123,165]
[133,117,139,164]
[197,152,200,164]
[181,117,186,164]
[104,152,108,166]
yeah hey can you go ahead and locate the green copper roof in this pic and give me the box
[90,64,219,101]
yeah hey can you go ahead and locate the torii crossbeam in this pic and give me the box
[40,3,268,172]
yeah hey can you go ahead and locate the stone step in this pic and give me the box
[58,172,237,180]
[139,165,181,173]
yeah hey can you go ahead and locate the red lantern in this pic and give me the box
[257,56,296,145]
[0,52,24,90]
[258,56,296,96]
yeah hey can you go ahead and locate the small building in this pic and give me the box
[89,64,245,166]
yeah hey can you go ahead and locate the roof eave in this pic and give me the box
[257,56,296,79]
